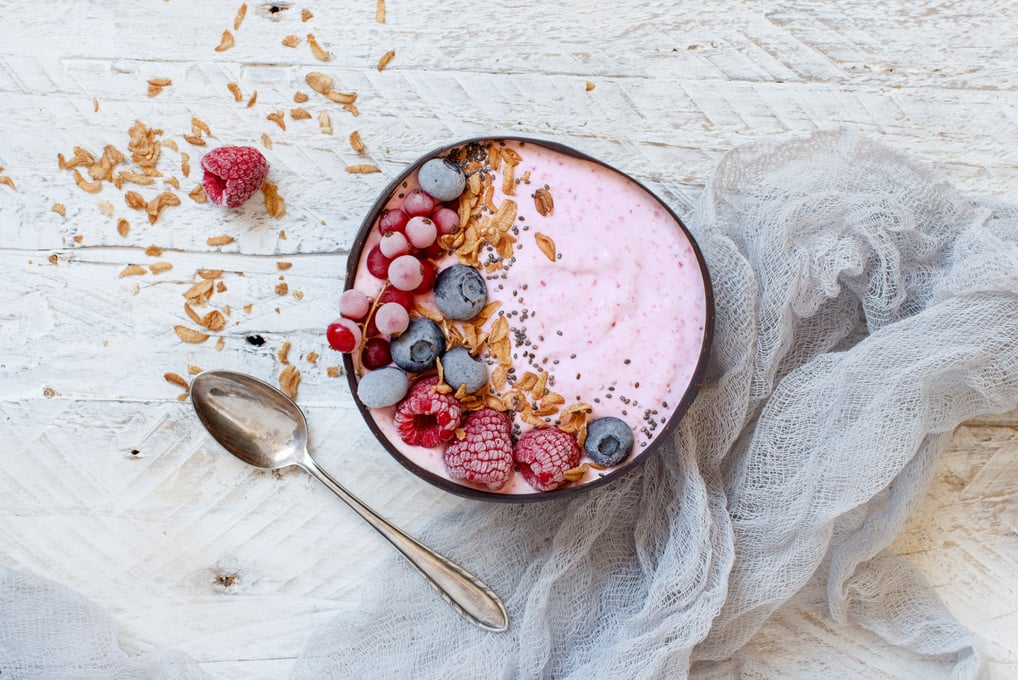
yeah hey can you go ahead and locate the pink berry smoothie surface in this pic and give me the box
[349,139,710,497]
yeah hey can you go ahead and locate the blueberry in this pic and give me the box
[583,417,634,466]
[418,158,466,202]
[433,265,487,320]
[390,317,446,372]
[357,367,409,408]
[440,347,488,393]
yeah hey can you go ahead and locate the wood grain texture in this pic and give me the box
[1,1,1015,678]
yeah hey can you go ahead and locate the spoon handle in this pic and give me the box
[300,453,508,632]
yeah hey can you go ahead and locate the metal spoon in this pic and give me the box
[189,369,508,632]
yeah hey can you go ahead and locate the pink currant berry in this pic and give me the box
[374,302,410,336]
[413,259,437,294]
[339,289,372,320]
[366,245,391,279]
[378,208,408,235]
[326,318,362,353]
[379,287,415,310]
[379,231,411,259]
[388,255,424,291]
[405,216,437,249]
[401,188,435,217]
[431,207,460,236]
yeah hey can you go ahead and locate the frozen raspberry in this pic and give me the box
[393,376,462,447]
[444,409,513,490]
[513,427,581,492]
[201,146,269,209]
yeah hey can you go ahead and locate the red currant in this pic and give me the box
[366,244,391,279]
[362,337,392,370]
[326,318,361,353]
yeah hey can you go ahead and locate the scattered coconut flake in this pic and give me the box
[279,365,300,399]
[207,235,235,247]
[149,261,173,274]
[307,34,331,61]
[117,218,130,237]
[345,164,380,174]
[377,50,395,71]
[282,34,300,48]
[262,182,285,217]
[233,3,247,30]
[215,30,235,52]
[227,82,243,102]
[174,325,210,343]
[349,130,365,153]
[51,203,66,216]
[375,0,386,23]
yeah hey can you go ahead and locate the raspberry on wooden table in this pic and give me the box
[443,409,514,490]
[200,146,269,208]
[513,427,581,492]
[393,376,462,447]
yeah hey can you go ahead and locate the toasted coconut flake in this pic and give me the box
[119,264,146,278]
[275,282,289,295]
[293,91,309,103]
[267,111,286,130]
[119,170,155,186]
[290,107,311,120]
[198,269,223,279]
[318,110,333,135]
[260,133,272,149]
[145,244,163,256]
[147,84,164,97]
[97,199,114,217]
[93,97,100,112]
[377,50,395,71]
[491,199,518,233]
[117,218,130,237]
[191,117,211,135]
[73,170,102,193]
[184,304,203,324]
[534,187,554,216]
[188,184,207,203]
[148,77,172,87]
[207,235,235,247]
[532,371,548,399]
[305,72,332,94]
[276,261,293,270]
[282,34,300,48]
[540,392,565,408]
[343,102,360,116]
[201,309,226,331]
[348,131,365,153]
[414,304,443,323]
[175,325,210,343]
[164,372,189,389]
[501,162,517,196]
[327,90,357,105]
[345,164,380,174]
[233,2,247,28]
[124,191,145,210]
[278,341,291,364]
[187,364,203,375]
[375,0,386,23]
[216,281,228,293]
[183,134,206,147]
[146,191,181,224]
[51,203,66,216]
[562,465,588,483]
[214,30,235,52]
[326,365,340,377]
[306,351,318,364]
[165,177,180,189]
[184,279,215,304]
[242,303,253,313]
[501,147,522,164]
[307,33,331,61]
[279,365,301,399]
[215,336,226,351]
[262,182,285,217]
[535,233,557,262]
[246,90,258,107]
[585,81,596,92]
[227,82,243,102]
[516,371,538,392]
[302,8,313,21]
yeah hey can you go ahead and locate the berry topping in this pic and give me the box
[433,264,488,320]
[200,146,269,209]
[378,287,415,310]
[440,346,488,393]
[413,259,437,295]
[513,427,582,492]
[361,337,393,370]
[357,366,409,408]
[374,302,410,337]
[418,158,466,202]
[401,188,436,217]
[339,289,371,320]
[378,208,409,236]
[379,231,411,259]
[431,207,461,236]
[366,245,392,279]
[326,318,362,353]
[405,216,437,249]
[394,376,462,447]
[388,254,425,291]
[390,317,446,372]
[583,417,634,466]
[443,409,513,490]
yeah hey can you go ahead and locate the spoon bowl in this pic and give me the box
[190,370,508,632]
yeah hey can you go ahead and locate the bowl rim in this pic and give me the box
[343,135,715,503]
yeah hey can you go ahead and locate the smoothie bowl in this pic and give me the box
[329,138,713,502]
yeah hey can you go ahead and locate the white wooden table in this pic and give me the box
[1,2,1015,678]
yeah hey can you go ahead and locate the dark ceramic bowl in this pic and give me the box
[343,137,714,502]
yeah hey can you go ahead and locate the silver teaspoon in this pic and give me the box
[190,370,508,632]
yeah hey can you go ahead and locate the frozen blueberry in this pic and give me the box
[417,158,466,202]
[390,317,446,372]
[357,367,409,408]
[583,417,634,466]
[433,265,487,320]
[441,347,488,393]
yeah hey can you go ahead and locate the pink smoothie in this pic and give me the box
[351,140,708,495]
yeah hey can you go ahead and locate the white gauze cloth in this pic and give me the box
[2,130,1016,679]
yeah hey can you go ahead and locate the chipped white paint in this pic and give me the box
[0,1,1015,678]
